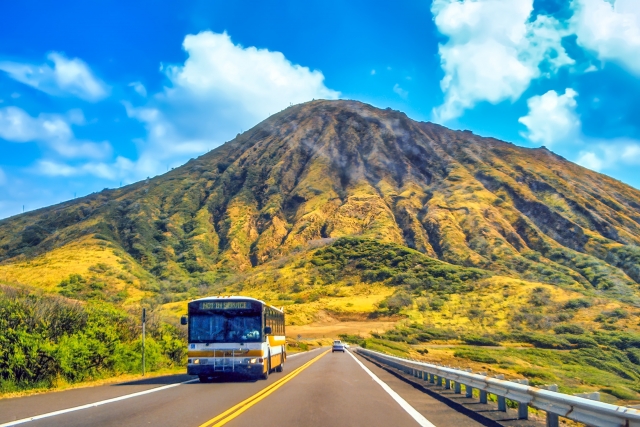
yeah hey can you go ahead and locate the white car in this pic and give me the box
[332,340,346,353]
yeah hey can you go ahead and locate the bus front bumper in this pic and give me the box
[187,360,265,377]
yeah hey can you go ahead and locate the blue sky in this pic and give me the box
[1,0,639,219]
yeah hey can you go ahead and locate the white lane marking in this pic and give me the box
[347,351,436,427]
[0,378,199,427]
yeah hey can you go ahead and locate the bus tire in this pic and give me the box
[275,353,284,373]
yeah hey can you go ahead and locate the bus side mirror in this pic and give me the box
[264,326,272,335]
[180,316,188,325]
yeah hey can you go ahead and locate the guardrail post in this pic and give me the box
[511,379,529,420]
[494,372,507,411]
[543,385,560,427]
[498,396,506,412]
[518,402,528,420]
[454,381,461,394]
[429,373,435,384]
[466,385,473,398]
[437,376,443,387]
[445,378,451,390]
[475,372,487,403]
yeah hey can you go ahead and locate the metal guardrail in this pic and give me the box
[355,348,640,427]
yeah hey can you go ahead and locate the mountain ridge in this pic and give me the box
[1,99,639,304]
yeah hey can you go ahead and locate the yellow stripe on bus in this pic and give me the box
[198,350,328,427]
[268,336,286,346]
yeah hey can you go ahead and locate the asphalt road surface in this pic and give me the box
[0,348,490,427]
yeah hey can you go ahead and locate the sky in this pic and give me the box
[0,0,639,220]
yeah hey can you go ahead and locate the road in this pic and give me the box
[0,349,491,427]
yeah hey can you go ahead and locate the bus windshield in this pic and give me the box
[189,313,262,343]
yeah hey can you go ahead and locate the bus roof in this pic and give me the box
[189,296,283,313]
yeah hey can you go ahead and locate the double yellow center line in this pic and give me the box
[198,350,329,427]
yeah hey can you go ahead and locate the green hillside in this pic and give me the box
[1,100,640,401]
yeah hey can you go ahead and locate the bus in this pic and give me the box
[181,296,286,382]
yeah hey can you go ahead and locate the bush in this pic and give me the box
[516,367,556,381]
[627,348,640,365]
[563,335,598,348]
[564,299,592,309]
[339,334,365,346]
[516,333,572,349]
[600,386,638,401]
[0,286,186,393]
[454,350,498,364]
[554,324,585,335]
[385,292,413,314]
[463,335,500,346]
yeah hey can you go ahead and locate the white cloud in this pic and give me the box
[571,0,640,75]
[393,83,408,99]
[0,52,109,101]
[576,140,640,171]
[431,0,574,121]
[35,156,134,180]
[0,106,111,159]
[129,81,147,97]
[519,88,581,146]
[125,31,339,178]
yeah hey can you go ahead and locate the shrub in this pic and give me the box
[0,286,186,393]
[385,292,413,313]
[554,324,585,335]
[516,333,572,349]
[463,335,500,346]
[564,335,598,348]
[564,299,592,310]
[454,350,498,364]
[529,287,552,307]
[600,386,638,401]
[516,367,556,381]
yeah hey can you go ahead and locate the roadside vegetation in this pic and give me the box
[3,236,640,404]
[0,286,186,395]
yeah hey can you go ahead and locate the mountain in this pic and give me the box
[1,100,640,305]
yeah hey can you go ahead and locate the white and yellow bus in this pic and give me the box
[181,296,286,382]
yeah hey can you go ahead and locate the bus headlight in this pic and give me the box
[193,359,200,364]
[248,358,258,364]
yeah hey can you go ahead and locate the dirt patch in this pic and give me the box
[287,320,397,339]
[314,309,403,323]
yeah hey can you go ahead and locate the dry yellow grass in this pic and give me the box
[0,236,149,305]
[287,321,396,339]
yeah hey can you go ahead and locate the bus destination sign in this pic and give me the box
[199,301,249,310]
